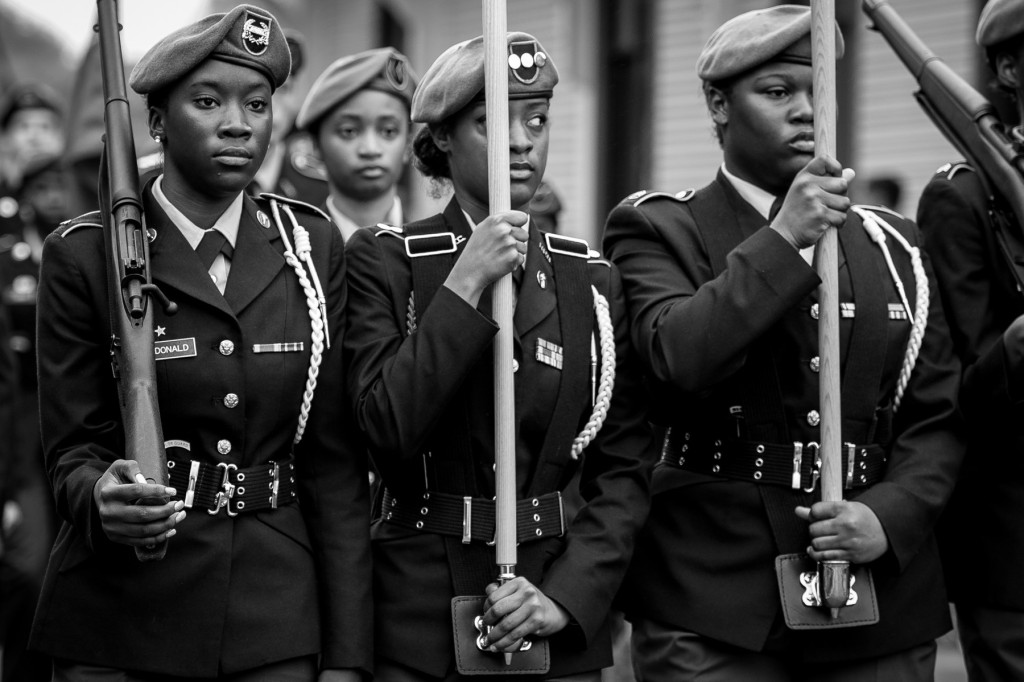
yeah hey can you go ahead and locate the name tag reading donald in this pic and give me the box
[154,337,197,361]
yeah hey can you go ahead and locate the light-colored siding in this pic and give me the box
[854,0,977,216]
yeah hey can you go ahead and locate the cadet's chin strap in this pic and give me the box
[853,206,929,412]
[269,198,329,445]
[570,285,616,459]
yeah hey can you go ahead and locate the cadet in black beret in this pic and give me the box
[29,5,372,681]
[296,48,418,241]
[605,4,964,680]
[918,2,1024,680]
[343,31,653,681]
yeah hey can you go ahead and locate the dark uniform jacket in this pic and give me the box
[918,163,1024,610]
[29,185,372,677]
[603,171,964,662]
[344,198,654,678]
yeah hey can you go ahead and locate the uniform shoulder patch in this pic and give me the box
[56,211,103,237]
[258,192,330,222]
[626,189,695,207]
[853,204,906,221]
[935,162,973,180]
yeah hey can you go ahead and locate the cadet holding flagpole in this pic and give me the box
[604,5,964,679]
[344,26,653,681]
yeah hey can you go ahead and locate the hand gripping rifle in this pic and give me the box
[863,0,1024,292]
[96,0,177,561]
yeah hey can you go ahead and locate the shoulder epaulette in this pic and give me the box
[935,162,974,181]
[258,192,330,222]
[623,188,696,207]
[853,204,907,221]
[544,232,598,259]
[56,211,103,237]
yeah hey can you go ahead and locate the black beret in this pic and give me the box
[129,4,291,95]
[296,48,418,130]
[0,83,62,130]
[978,0,1024,48]
[697,4,845,82]
[411,32,558,125]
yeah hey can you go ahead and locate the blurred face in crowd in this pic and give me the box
[151,59,273,200]
[316,89,411,202]
[433,97,550,219]
[22,167,70,226]
[708,61,814,196]
[3,108,63,170]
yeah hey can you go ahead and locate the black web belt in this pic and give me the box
[659,430,887,492]
[166,458,297,517]
[380,489,566,544]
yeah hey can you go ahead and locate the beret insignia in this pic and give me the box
[242,10,272,56]
[508,41,544,85]
[385,55,410,91]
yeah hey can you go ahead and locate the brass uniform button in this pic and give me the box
[219,340,235,356]
[217,439,232,455]
[223,393,239,409]
[807,410,821,427]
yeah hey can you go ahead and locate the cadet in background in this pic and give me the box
[917,1,1024,679]
[295,47,418,242]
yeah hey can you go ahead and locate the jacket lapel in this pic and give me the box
[224,195,285,314]
[145,188,233,318]
[514,225,557,336]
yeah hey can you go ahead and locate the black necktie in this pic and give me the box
[196,229,233,270]
[768,196,784,224]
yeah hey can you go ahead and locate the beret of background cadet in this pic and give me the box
[977,0,1024,49]
[0,83,62,130]
[696,4,845,83]
[129,4,291,95]
[285,29,305,77]
[411,32,558,125]
[295,48,419,130]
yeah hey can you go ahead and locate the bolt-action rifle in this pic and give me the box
[96,0,177,561]
[864,0,1024,292]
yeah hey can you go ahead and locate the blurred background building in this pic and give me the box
[0,0,994,240]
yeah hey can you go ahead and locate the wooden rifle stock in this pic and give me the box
[864,0,1024,292]
[96,0,172,561]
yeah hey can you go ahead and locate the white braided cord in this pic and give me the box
[281,204,330,350]
[852,206,929,412]
[406,292,417,336]
[269,199,327,444]
[571,285,616,459]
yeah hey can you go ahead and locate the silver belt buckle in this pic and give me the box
[270,461,280,509]
[462,496,473,544]
[209,462,238,516]
[184,460,200,508]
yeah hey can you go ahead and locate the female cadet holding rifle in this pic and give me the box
[28,6,370,680]
[343,32,653,681]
